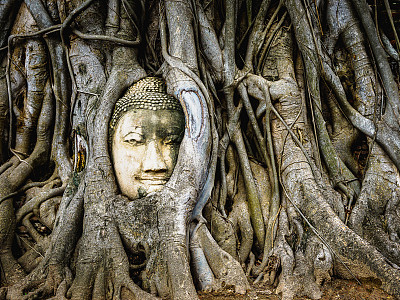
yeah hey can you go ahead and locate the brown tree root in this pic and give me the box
[301,179,400,298]
[192,224,250,294]
[208,159,267,264]
[0,77,53,286]
[67,229,156,300]
[263,204,322,300]
[348,145,400,266]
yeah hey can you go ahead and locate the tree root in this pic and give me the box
[16,184,65,224]
[270,208,322,300]
[1,2,399,300]
[349,144,400,265]
[301,179,400,298]
[209,159,264,264]
[5,265,72,300]
[17,237,48,273]
[193,224,250,294]
[386,189,400,244]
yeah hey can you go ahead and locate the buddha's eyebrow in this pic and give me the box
[162,126,184,134]
[158,128,185,141]
[121,126,143,136]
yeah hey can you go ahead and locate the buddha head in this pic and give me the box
[110,77,185,199]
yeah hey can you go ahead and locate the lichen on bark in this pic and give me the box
[0,0,400,299]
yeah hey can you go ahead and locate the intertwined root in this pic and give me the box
[191,224,250,294]
[1,1,400,299]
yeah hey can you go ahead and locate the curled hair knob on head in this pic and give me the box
[109,77,183,136]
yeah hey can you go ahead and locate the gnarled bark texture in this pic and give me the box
[0,0,400,299]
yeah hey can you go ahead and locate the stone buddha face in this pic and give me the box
[110,77,185,199]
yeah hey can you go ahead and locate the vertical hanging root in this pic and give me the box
[386,189,400,243]
[0,196,26,286]
[15,39,48,155]
[232,127,265,248]
[0,73,53,286]
[190,228,215,292]
[350,0,400,120]
[302,180,400,298]
[193,224,250,294]
[223,0,265,249]
[211,150,259,264]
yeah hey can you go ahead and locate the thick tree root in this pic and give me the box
[193,224,250,294]
[269,206,323,300]
[1,2,400,300]
[302,179,400,298]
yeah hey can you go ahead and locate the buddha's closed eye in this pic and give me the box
[110,77,185,200]
[124,132,144,146]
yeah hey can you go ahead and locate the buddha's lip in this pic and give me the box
[138,178,169,185]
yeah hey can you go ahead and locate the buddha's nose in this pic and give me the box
[142,140,168,173]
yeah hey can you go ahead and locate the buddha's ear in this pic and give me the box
[178,90,205,141]
[163,68,217,218]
